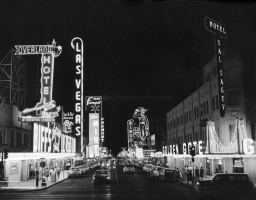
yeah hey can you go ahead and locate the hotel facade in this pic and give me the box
[165,51,256,183]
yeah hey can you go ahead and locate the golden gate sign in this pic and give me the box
[16,39,62,122]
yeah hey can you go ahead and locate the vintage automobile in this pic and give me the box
[159,168,178,182]
[67,167,82,178]
[152,166,165,178]
[196,173,255,199]
[92,170,111,187]
[123,165,135,173]
[143,164,154,173]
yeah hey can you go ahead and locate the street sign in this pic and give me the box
[40,161,45,168]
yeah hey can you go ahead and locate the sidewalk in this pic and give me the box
[0,170,69,192]
[179,176,212,189]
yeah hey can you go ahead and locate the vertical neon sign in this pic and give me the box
[204,17,227,117]
[71,37,84,153]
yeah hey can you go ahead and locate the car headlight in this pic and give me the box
[107,177,110,179]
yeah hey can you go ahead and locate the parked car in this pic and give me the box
[159,168,178,182]
[123,165,135,173]
[152,166,165,178]
[134,162,144,169]
[67,167,82,178]
[92,170,111,187]
[143,164,154,173]
[196,173,255,199]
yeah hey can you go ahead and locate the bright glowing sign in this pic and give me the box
[101,117,104,143]
[63,112,74,133]
[243,139,255,155]
[89,113,99,157]
[15,40,62,57]
[205,17,226,117]
[127,119,134,149]
[133,107,150,145]
[17,40,62,122]
[71,37,84,140]
[86,96,102,113]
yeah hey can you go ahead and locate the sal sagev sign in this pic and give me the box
[16,40,62,122]
[205,17,226,118]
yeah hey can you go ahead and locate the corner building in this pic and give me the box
[165,47,256,183]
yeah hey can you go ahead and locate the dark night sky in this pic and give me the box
[0,0,256,155]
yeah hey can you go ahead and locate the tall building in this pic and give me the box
[165,43,256,183]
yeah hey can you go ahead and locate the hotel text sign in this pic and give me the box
[16,40,62,122]
[205,17,226,118]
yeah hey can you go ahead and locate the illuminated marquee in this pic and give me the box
[71,37,84,144]
[205,17,227,118]
[16,40,62,122]
[162,140,203,155]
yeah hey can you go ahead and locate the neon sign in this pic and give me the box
[16,40,62,122]
[243,139,255,155]
[89,113,99,157]
[71,37,84,140]
[63,112,74,133]
[101,117,104,143]
[127,119,134,149]
[205,17,227,118]
[86,96,102,113]
[133,107,150,145]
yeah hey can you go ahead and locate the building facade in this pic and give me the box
[1,104,77,182]
[165,52,256,183]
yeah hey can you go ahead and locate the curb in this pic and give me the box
[179,180,197,189]
[0,177,68,193]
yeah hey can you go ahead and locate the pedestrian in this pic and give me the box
[215,168,219,174]
[184,165,188,180]
[57,166,61,178]
[195,166,199,181]
[178,168,182,180]
[50,168,54,177]
[187,170,193,184]
[200,167,204,180]
[225,171,228,173]
[45,168,49,180]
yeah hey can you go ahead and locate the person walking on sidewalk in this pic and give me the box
[45,168,49,180]
[200,167,204,180]
[187,170,193,184]
[50,168,54,177]
[184,165,188,180]
[195,166,199,181]
[57,166,61,178]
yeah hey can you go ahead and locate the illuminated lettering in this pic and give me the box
[43,87,49,95]
[93,120,99,126]
[76,65,81,74]
[205,17,226,117]
[76,91,81,100]
[243,139,255,155]
[75,79,81,89]
[75,103,81,112]
[72,38,84,137]
[76,54,81,63]
[75,115,81,124]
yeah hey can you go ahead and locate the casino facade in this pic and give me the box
[164,44,256,183]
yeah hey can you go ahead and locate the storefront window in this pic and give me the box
[233,158,244,173]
